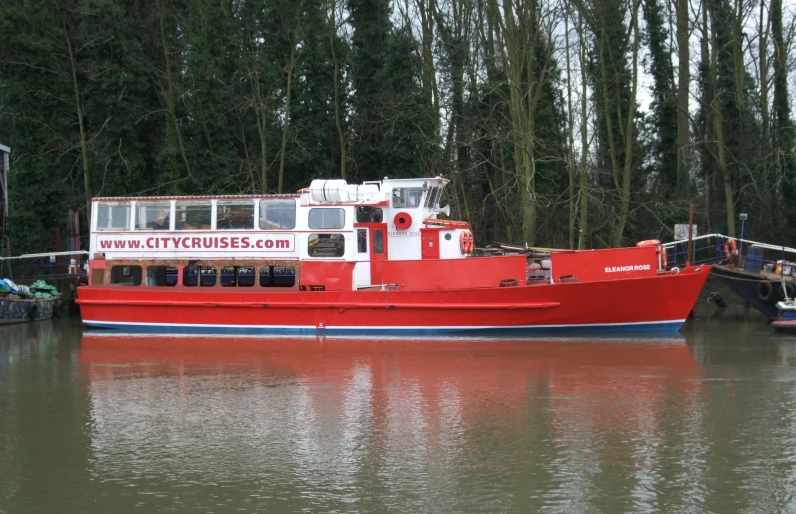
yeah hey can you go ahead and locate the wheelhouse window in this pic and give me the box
[392,188,423,208]
[260,265,296,287]
[110,265,142,285]
[96,202,131,231]
[308,208,345,229]
[184,265,217,287]
[260,199,296,230]
[424,186,443,208]
[145,266,178,286]
[357,229,367,253]
[217,200,254,230]
[175,201,212,230]
[135,201,171,230]
[308,233,345,257]
[221,266,255,287]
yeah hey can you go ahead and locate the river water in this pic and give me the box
[1,317,795,513]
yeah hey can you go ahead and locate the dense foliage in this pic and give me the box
[0,0,794,254]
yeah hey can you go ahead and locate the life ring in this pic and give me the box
[757,281,774,301]
[394,212,413,230]
[459,230,474,255]
[637,239,666,269]
[724,238,737,263]
[424,217,470,228]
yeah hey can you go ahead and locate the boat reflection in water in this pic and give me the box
[79,333,704,510]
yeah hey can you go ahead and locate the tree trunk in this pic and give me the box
[565,0,576,249]
[278,44,297,194]
[710,6,736,237]
[577,7,589,249]
[676,0,690,192]
[255,107,268,193]
[759,0,771,218]
[611,1,640,247]
[488,0,552,246]
[329,0,346,179]
[156,0,192,182]
[700,0,713,231]
[64,26,91,217]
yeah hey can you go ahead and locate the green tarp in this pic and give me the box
[30,280,58,299]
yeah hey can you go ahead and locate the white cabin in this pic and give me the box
[88,177,475,290]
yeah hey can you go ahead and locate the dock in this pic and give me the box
[1,143,87,309]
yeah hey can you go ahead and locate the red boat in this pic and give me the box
[76,177,711,335]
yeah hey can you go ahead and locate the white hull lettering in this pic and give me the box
[604,264,652,273]
[97,234,295,252]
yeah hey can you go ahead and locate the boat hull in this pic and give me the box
[772,320,796,333]
[0,295,62,324]
[77,265,711,335]
[709,264,793,320]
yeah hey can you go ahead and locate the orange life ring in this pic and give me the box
[459,230,474,255]
[724,238,737,263]
[394,212,413,230]
[424,217,470,228]
[637,239,666,269]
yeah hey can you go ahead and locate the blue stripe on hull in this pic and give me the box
[82,320,685,336]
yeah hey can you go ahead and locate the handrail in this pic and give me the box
[663,234,796,255]
[0,250,88,262]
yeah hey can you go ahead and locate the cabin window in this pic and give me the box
[221,266,255,287]
[308,208,345,229]
[355,207,383,223]
[217,200,254,230]
[184,265,217,287]
[308,233,345,257]
[110,265,142,286]
[392,188,423,208]
[357,229,367,253]
[175,201,212,230]
[373,230,384,254]
[259,265,296,287]
[260,199,296,230]
[135,202,171,230]
[146,266,178,286]
[96,202,131,231]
